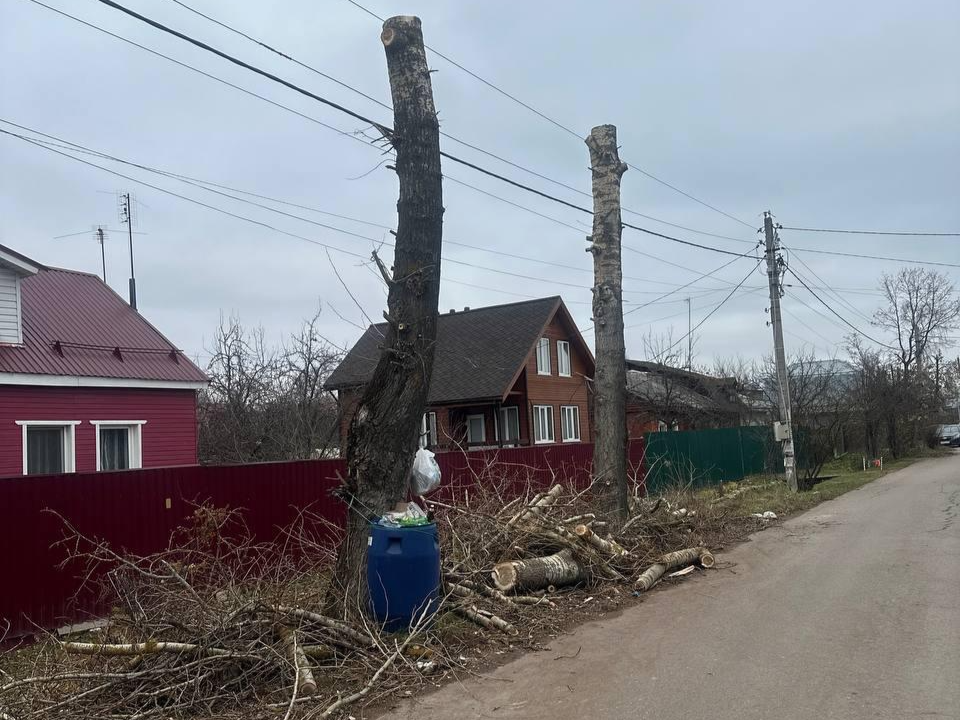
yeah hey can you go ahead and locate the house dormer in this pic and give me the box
[0,245,42,345]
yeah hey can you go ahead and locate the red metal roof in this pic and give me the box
[0,263,207,384]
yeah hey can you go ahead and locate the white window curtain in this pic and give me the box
[100,428,131,471]
[499,406,520,443]
[536,337,551,375]
[557,341,571,377]
[420,412,438,448]
[533,405,554,444]
[26,426,65,474]
[561,405,580,442]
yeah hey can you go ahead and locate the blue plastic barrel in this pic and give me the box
[367,522,440,632]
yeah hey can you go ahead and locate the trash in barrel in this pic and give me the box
[367,520,440,632]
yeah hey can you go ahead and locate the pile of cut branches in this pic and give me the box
[1,475,739,719]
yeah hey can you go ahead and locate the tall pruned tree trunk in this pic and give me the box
[586,125,629,523]
[329,15,443,617]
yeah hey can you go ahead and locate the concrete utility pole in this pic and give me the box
[120,193,137,310]
[686,297,692,369]
[586,124,629,522]
[764,211,797,491]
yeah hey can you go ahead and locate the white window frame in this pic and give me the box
[557,340,571,377]
[466,414,486,444]
[419,412,437,448]
[90,421,146,471]
[535,337,551,375]
[16,420,79,475]
[561,405,581,443]
[533,405,554,444]
[498,406,520,444]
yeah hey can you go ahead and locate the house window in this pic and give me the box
[91,421,145,471]
[499,406,520,444]
[533,405,554,444]
[419,412,437,449]
[561,405,581,442]
[557,341,571,377]
[535,337,551,375]
[17,421,79,475]
[466,414,486,444]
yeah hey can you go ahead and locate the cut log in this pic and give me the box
[574,524,627,556]
[491,548,584,593]
[634,547,713,592]
[277,626,317,696]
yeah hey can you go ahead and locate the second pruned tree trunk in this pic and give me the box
[586,125,629,522]
[329,15,443,617]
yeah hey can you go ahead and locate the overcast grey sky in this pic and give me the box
[2,0,958,369]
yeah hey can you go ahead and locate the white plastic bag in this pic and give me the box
[411,447,441,495]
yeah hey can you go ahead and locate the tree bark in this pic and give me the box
[634,547,714,592]
[329,15,443,617]
[586,125,629,523]
[491,548,585,593]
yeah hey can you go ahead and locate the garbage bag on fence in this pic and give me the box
[411,447,442,495]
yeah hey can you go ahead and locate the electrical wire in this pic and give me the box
[790,246,959,269]
[5,127,733,309]
[782,225,960,237]
[787,266,897,350]
[167,0,758,247]
[4,118,754,304]
[342,0,755,230]
[645,259,765,362]
[782,243,875,325]
[29,0,760,264]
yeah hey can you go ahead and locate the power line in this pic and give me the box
[167,1,759,248]
[787,266,896,350]
[782,225,960,237]
[783,243,875,325]
[6,127,728,307]
[789,245,960,269]
[647,259,765,361]
[342,0,755,230]
[37,0,757,262]
[4,120,740,297]
[623,222,760,258]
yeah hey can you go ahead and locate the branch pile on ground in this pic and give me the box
[0,507,444,720]
[1,471,742,719]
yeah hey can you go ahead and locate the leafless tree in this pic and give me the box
[198,310,342,464]
[875,268,960,376]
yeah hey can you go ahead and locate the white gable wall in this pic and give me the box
[0,266,22,344]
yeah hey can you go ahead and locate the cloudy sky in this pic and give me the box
[2,0,958,370]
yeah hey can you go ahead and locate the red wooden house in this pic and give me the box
[325,296,595,451]
[0,244,208,476]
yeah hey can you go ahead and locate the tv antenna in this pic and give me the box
[54,224,147,284]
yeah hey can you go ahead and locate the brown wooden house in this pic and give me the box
[325,296,594,451]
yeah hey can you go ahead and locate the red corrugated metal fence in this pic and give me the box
[0,440,645,638]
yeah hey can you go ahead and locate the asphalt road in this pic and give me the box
[381,454,960,720]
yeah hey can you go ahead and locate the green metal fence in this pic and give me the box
[643,425,782,495]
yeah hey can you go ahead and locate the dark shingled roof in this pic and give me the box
[325,296,564,404]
